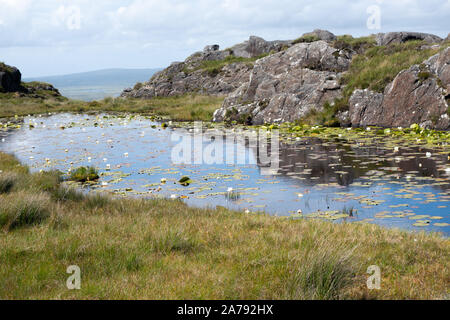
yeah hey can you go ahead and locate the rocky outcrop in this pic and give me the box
[228,36,290,58]
[349,48,450,130]
[213,41,353,124]
[302,29,337,42]
[0,62,61,98]
[0,63,21,92]
[121,36,289,99]
[375,32,443,46]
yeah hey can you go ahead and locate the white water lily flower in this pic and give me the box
[124,152,129,157]
[103,158,108,162]
[426,152,432,158]
[227,187,234,193]
[29,156,34,160]
[244,209,250,214]
[106,164,111,170]
[101,182,108,186]
[297,193,304,198]
[394,147,399,152]
[366,127,371,131]
[170,194,178,199]
[1,138,5,142]
[88,157,92,162]
[445,168,450,173]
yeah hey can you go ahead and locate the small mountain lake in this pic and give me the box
[1,113,449,236]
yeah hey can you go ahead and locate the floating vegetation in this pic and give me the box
[69,166,99,183]
[179,176,192,186]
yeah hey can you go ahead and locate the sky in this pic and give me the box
[0,0,449,77]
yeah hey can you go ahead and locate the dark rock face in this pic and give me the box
[375,32,443,46]
[0,63,21,92]
[1,62,61,98]
[213,41,353,124]
[302,29,337,42]
[121,36,290,99]
[349,48,450,130]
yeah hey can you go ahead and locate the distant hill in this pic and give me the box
[24,68,161,101]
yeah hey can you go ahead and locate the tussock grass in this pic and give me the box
[284,244,357,299]
[0,93,224,122]
[0,172,20,194]
[0,191,51,230]
[0,152,448,300]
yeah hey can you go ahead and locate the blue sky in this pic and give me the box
[0,0,449,77]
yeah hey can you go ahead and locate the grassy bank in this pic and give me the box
[0,152,448,300]
[0,93,224,121]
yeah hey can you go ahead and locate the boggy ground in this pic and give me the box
[0,152,448,300]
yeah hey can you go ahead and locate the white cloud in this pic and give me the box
[0,0,448,76]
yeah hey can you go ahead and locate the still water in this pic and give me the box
[1,113,449,235]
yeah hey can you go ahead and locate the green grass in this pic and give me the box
[0,94,224,122]
[0,152,449,300]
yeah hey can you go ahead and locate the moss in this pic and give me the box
[418,71,432,82]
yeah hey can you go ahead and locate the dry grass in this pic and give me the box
[0,152,448,300]
[0,94,224,121]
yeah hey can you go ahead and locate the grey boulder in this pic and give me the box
[302,29,337,41]
[375,32,442,46]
